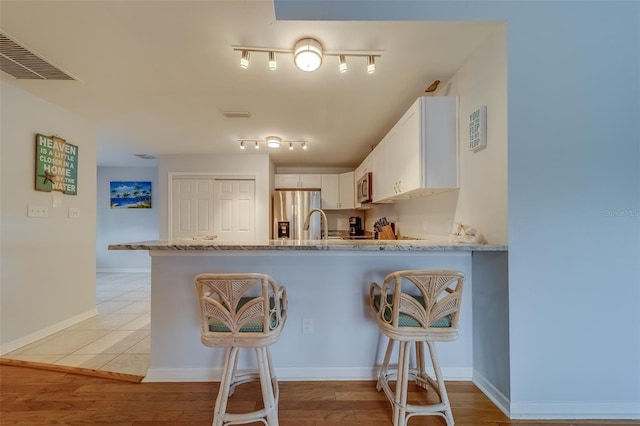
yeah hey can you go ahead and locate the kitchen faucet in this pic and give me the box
[303,208,328,240]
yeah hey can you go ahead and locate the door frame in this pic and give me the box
[167,172,257,240]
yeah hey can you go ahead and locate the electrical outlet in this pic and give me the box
[27,205,48,218]
[52,196,62,208]
[302,317,313,334]
[68,207,80,218]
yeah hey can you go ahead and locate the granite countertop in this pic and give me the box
[108,238,507,252]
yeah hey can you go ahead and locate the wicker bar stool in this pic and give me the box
[195,273,287,426]
[369,270,465,426]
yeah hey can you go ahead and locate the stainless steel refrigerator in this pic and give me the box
[272,189,321,240]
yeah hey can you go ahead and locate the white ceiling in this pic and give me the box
[1,1,498,168]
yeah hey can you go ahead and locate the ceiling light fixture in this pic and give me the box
[367,56,376,74]
[238,138,309,151]
[338,55,347,73]
[268,51,277,70]
[294,38,323,72]
[266,136,281,148]
[240,50,250,69]
[232,39,381,73]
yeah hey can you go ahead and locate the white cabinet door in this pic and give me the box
[321,174,340,209]
[276,174,322,188]
[395,100,422,195]
[338,172,355,209]
[299,174,322,188]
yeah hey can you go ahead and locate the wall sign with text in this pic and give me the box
[469,106,487,151]
[35,134,78,195]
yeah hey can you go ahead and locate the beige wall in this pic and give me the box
[1,80,97,352]
[365,25,508,244]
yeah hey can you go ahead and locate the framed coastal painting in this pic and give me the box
[110,181,152,209]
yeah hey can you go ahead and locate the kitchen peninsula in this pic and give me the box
[109,239,508,387]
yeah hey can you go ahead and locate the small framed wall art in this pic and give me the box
[110,181,152,208]
[469,105,487,151]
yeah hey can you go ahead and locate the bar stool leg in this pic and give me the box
[415,341,429,390]
[426,341,454,426]
[377,337,395,391]
[213,347,239,426]
[265,346,280,406]
[256,347,279,426]
[393,341,411,426]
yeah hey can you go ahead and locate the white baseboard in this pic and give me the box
[472,369,511,418]
[143,366,473,383]
[0,308,99,355]
[510,402,640,420]
[96,268,151,273]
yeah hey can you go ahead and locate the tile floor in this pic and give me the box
[3,272,150,377]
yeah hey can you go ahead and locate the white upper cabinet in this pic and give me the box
[371,96,458,203]
[338,172,355,209]
[275,174,322,189]
[321,172,354,209]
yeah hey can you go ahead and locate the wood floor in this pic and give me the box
[1,364,638,426]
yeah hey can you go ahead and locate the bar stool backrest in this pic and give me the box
[369,269,464,342]
[195,273,287,347]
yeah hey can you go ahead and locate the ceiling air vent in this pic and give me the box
[0,32,77,80]
[133,154,157,160]
[222,111,252,119]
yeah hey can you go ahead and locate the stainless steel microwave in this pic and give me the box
[357,172,372,203]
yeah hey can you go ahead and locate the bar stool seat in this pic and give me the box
[195,273,287,426]
[369,270,465,426]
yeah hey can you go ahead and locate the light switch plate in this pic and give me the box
[52,196,62,208]
[68,207,80,218]
[27,205,48,218]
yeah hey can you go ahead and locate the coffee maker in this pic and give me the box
[349,217,363,236]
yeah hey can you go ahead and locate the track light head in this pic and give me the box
[268,51,277,70]
[338,55,347,73]
[254,141,260,150]
[367,56,375,74]
[239,141,245,150]
[240,50,250,69]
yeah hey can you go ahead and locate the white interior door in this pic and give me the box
[214,180,255,242]
[171,178,215,239]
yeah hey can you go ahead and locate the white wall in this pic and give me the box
[96,167,159,271]
[275,0,640,419]
[157,154,272,241]
[365,25,508,245]
[0,80,97,353]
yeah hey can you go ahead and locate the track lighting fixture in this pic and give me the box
[266,136,281,148]
[240,50,249,69]
[294,38,323,72]
[367,56,375,74]
[233,38,381,74]
[338,55,347,73]
[238,138,309,151]
[268,51,277,70]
